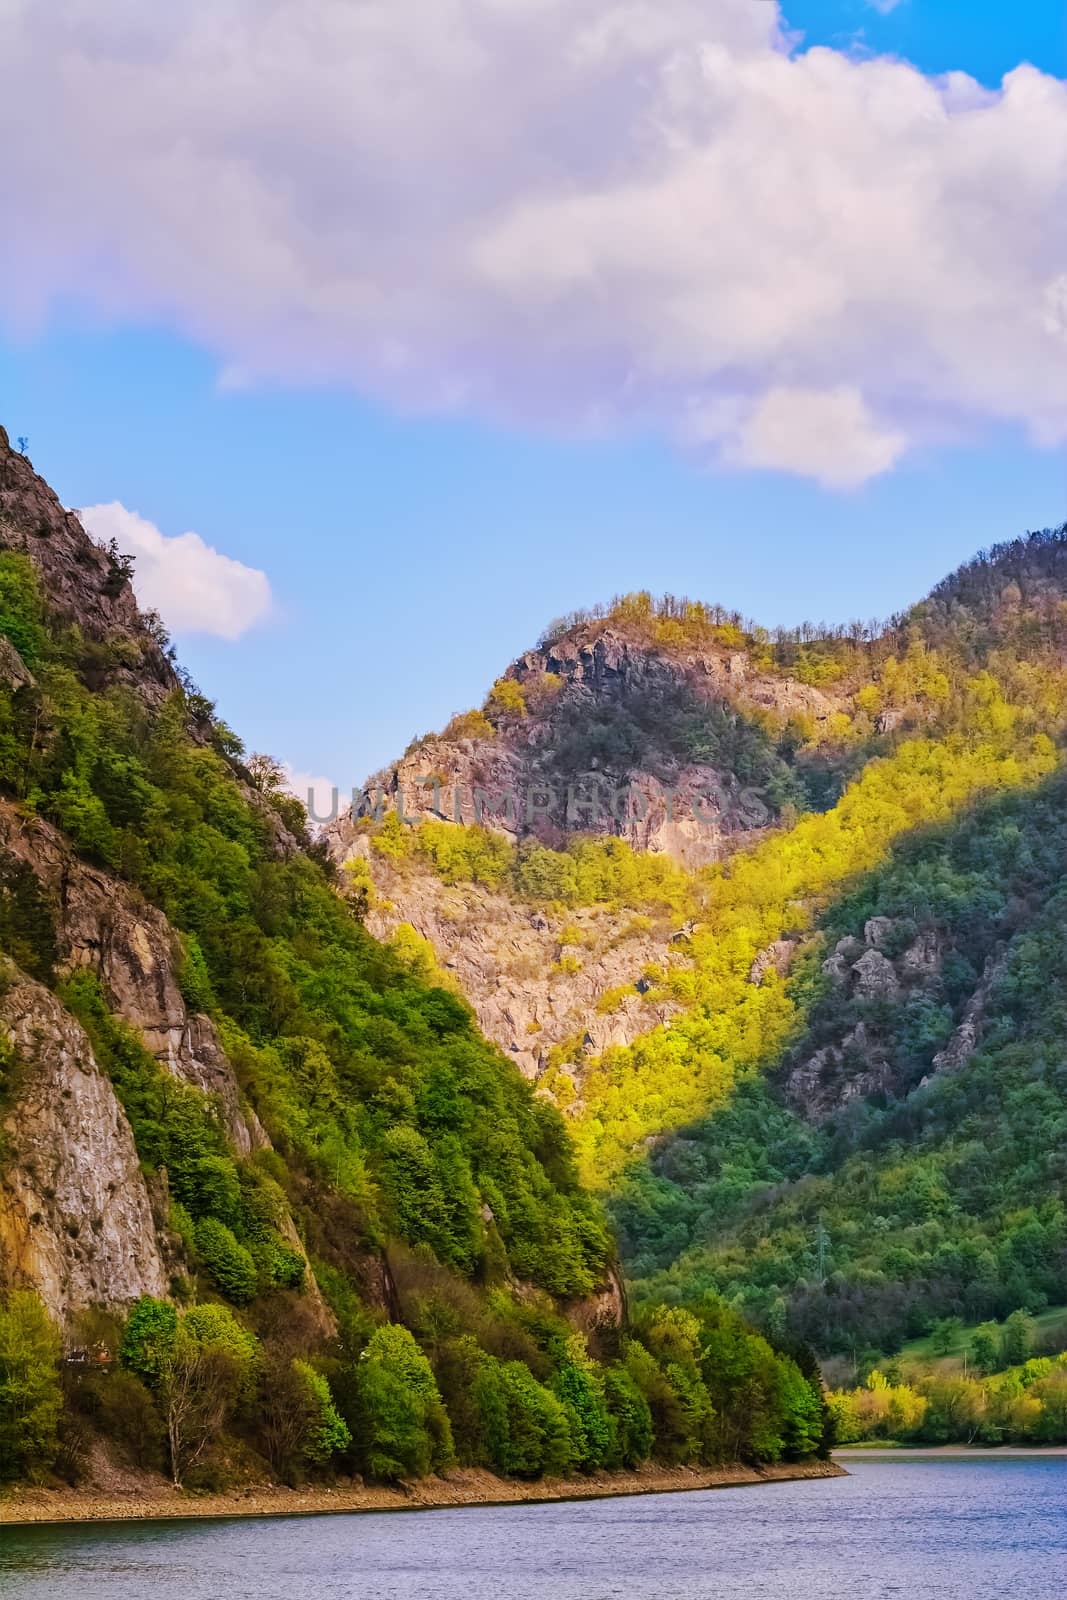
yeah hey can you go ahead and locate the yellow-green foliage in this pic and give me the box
[342,855,376,905]
[390,922,458,991]
[485,677,528,720]
[830,1353,1067,1445]
[442,709,496,742]
[573,729,1059,1183]
[371,819,694,915]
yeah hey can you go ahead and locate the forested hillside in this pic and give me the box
[329,527,1067,1369]
[0,427,830,1491]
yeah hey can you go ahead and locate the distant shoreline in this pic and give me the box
[835,1446,1067,1457]
[0,1459,845,1529]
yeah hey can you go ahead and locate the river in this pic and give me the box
[1,1458,1063,1599]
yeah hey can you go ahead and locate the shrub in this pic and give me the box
[442,709,495,742]
[194,1217,259,1305]
[485,678,527,720]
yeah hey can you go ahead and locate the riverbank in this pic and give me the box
[0,1458,845,1527]
[835,1445,1067,1457]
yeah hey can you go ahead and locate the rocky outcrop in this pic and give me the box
[0,427,175,709]
[330,624,848,871]
[566,1263,627,1359]
[748,940,798,986]
[785,918,952,1120]
[851,949,901,1001]
[925,951,1009,1080]
[338,838,679,1087]
[0,800,264,1155]
[0,961,169,1320]
[784,1021,895,1121]
[0,637,34,693]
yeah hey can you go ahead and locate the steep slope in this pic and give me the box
[332,600,860,872]
[0,427,830,1491]
[617,772,1067,1351]
[328,529,1067,1355]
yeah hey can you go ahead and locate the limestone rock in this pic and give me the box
[926,952,1009,1080]
[0,962,169,1320]
[0,636,34,692]
[863,917,897,950]
[327,848,681,1094]
[748,939,797,986]
[0,426,175,710]
[900,931,942,978]
[0,799,262,1155]
[329,621,849,872]
[852,949,901,1001]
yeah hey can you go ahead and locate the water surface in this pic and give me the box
[2,1458,1064,1599]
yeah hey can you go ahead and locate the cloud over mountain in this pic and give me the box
[79,502,272,640]
[2,1,1065,486]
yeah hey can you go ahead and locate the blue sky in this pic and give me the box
[1,1,1065,794]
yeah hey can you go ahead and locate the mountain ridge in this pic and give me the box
[0,426,833,1491]
[324,529,1067,1355]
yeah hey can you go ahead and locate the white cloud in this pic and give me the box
[282,765,341,828]
[726,386,907,489]
[79,502,272,640]
[2,2,1067,487]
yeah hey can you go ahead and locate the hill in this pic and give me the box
[325,530,1067,1361]
[0,427,830,1491]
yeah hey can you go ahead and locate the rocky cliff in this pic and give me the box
[337,623,850,870]
[339,832,680,1087]
[0,426,618,1351]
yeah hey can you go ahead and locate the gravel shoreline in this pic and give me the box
[0,1458,846,1527]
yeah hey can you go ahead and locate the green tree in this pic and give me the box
[971,1323,1000,1375]
[159,1305,258,1487]
[348,1325,453,1483]
[193,1217,258,1305]
[120,1296,178,1386]
[602,1364,654,1468]
[472,1358,573,1479]
[551,1334,613,1471]
[929,1317,964,1357]
[1000,1311,1036,1369]
[293,1361,351,1464]
[0,1292,62,1480]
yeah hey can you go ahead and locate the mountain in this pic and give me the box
[0,427,830,1491]
[325,532,1067,1358]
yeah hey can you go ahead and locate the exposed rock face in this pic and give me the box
[0,427,175,709]
[0,962,169,1320]
[926,952,1009,1079]
[785,1022,893,1119]
[566,1262,627,1359]
[331,626,847,871]
[338,838,679,1087]
[785,918,943,1120]
[851,949,901,1001]
[862,917,896,950]
[0,800,263,1156]
[785,916,1007,1121]
[748,940,798,987]
[0,636,34,693]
